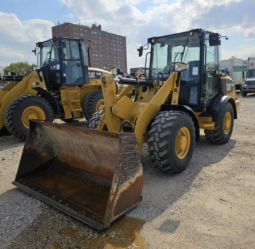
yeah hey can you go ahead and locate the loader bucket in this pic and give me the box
[13,120,143,230]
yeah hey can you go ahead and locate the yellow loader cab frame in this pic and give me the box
[0,37,110,140]
[90,29,240,173]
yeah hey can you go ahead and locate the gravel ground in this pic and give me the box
[0,92,255,249]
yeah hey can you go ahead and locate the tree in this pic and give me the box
[229,56,243,60]
[3,62,37,76]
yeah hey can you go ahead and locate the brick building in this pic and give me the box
[52,23,127,73]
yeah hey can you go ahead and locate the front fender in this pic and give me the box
[161,104,200,141]
[211,95,237,123]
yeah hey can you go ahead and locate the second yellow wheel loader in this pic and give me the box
[13,29,239,230]
[0,37,108,140]
[89,29,239,173]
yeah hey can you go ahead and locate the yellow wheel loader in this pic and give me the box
[89,29,239,173]
[13,29,239,230]
[0,37,109,140]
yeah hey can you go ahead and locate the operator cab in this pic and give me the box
[36,37,90,90]
[144,29,222,112]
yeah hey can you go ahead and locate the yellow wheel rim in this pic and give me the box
[175,127,191,159]
[96,99,104,110]
[223,112,232,134]
[22,106,46,129]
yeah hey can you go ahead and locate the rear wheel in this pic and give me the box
[241,90,247,97]
[83,91,104,121]
[148,111,195,173]
[205,102,234,144]
[4,95,54,140]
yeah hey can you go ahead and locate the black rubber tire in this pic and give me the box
[88,109,104,130]
[148,110,195,174]
[4,95,54,141]
[241,90,247,97]
[204,102,234,144]
[82,91,103,121]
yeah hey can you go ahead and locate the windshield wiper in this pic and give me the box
[180,35,191,62]
[44,45,53,65]
[165,52,183,74]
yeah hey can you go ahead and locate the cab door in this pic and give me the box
[62,39,85,85]
[203,32,221,106]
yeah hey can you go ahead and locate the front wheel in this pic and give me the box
[4,95,54,140]
[148,111,195,174]
[205,102,234,144]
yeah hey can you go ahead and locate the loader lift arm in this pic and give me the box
[99,63,189,151]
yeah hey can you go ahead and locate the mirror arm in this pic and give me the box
[87,46,91,67]
[144,52,151,78]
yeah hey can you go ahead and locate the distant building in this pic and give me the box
[52,22,127,73]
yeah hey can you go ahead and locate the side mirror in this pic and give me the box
[173,62,188,72]
[32,48,36,56]
[137,46,143,57]
[209,33,221,46]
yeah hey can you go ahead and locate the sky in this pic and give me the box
[1,0,255,72]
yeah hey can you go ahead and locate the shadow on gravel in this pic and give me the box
[2,188,148,248]
[3,190,147,249]
[0,127,11,136]
[0,135,23,152]
[129,136,237,222]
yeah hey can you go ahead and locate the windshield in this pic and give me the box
[150,32,200,78]
[40,40,60,67]
[247,69,255,78]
